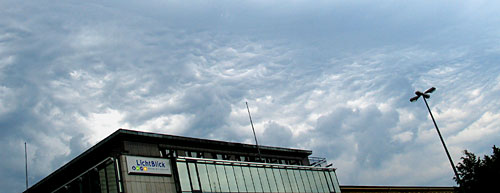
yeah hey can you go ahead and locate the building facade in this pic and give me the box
[25,129,341,193]
[340,186,457,193]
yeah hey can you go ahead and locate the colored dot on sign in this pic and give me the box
[144,167,148,171]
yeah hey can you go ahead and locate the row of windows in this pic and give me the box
[176,157,341,193]
[162,149,304,166]
[52,159,120,193]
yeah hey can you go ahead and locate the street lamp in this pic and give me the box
[410,87,461,183]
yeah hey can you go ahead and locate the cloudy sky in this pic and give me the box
[2,0,500,192]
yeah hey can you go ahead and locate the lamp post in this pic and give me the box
[410,87,461,183]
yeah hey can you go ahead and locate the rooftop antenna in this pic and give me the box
[246,101,263,162]
[25,142,28,190]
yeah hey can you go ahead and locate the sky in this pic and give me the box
[2,0,500,192]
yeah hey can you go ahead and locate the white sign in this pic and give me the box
[126,156,171,175]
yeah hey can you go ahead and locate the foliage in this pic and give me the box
[455,145,500,192]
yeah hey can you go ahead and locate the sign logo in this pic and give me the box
[126,156,171,175]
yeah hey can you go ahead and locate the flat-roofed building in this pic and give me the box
[340,186,457,193]
[25,129,341,193]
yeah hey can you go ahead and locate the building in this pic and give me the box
[340,186,457,193]
[25,129,341,193]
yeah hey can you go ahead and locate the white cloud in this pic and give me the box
[82,109,129,144]
[140,114,194,135]
[451,112,500,144]
[392,131,414,143]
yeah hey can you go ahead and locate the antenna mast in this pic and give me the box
[25,142,28,190]
[246,102,263,161]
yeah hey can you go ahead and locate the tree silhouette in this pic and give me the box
[455,145,500,192]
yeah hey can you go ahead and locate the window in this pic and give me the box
[51,158,121,193]
[301,169,313,192]
[188,162,200,191]
[273,167,285,192]
[177,162,191,192]
[257,167,270,192]
[216,165,229,192]
[325,171,335,192]
[233,165,247,192]
[307,170,319,192]
[329,170,341,193]
[317,170,329,192]
[207,164,220,192]
[242,166,255,192]
[313,170,326,192]
[294,169,305,192]
[280,168,292,192]
[288,169,299,192]
[250,167,263,192]
[175,157,339,193]
[164,149,177,158]
[265,167,278,192]
[197,164,211,192]
[225,165,238,192]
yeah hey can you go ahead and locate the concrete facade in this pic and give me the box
[119,155,176,193]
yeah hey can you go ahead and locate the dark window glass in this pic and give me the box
[89,169,101,193]
[81,173,89,193]
[98,167,107,193]
[165,149,177,158]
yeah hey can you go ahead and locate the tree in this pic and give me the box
[455,145,500,192]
